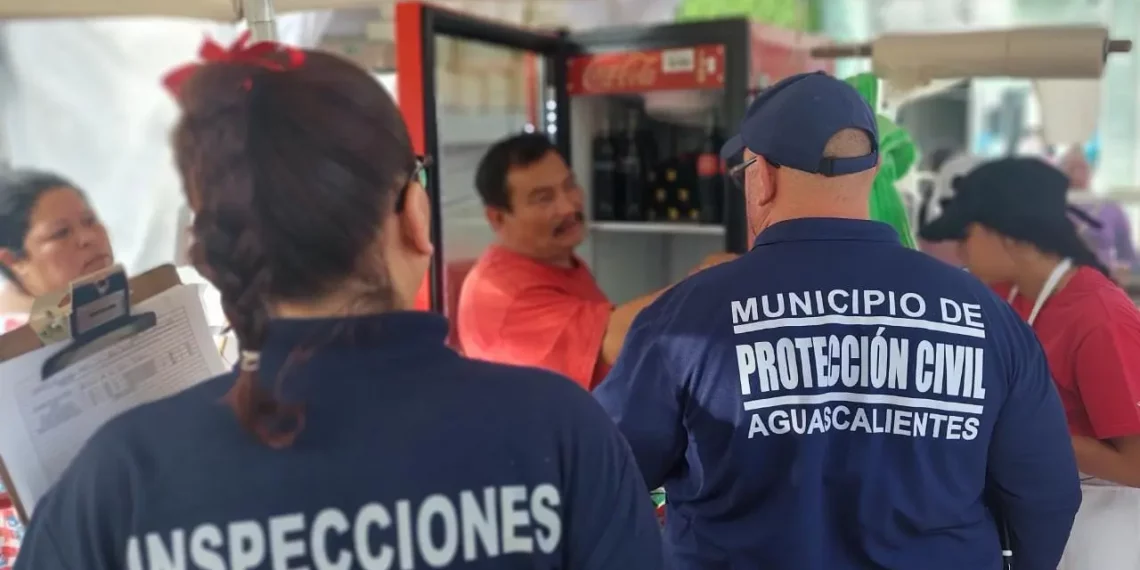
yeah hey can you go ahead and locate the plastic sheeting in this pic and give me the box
[0,13,332,276]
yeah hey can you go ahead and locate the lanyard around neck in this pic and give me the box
[1006,258,1074,326]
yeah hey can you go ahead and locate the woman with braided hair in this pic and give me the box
[13,38,662,570]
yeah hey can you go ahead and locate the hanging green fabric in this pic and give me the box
[844,73,918,249]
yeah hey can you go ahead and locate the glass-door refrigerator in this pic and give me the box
[396,1,833,325]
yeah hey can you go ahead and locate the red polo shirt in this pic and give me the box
[999,267,1140,439]
[457,245,612,390]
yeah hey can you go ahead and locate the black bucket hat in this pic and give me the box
[920,157,1101,243]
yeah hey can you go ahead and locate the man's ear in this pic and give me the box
[752,157,779,206]
[484,206,508,232]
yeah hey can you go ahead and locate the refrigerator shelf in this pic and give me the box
[590,221,725,236]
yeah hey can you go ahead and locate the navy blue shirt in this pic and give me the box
[16,312,663,570]
[594,218,1081,570]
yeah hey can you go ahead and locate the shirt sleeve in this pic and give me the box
[986,310,1081,570]
[498,288,612,390]
[560,386,665,569]
[14,428,131,570]
[593,306,685,489]
[1075,322,1140,439]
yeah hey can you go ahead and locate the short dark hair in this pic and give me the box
[474,133,558,210]
[0,169,85,289]
[172,49,415,448]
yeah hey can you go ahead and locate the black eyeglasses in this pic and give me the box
[395,154,431,212]
[727,156,758,190]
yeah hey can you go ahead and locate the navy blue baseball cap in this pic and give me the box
[920,157,1101,242]
[721,71,879,177]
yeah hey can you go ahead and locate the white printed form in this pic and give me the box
[0,285,226,515]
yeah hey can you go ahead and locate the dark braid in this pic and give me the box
[192,211,300,447]
[177,65,303,448]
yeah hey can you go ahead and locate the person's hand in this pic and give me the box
[690,252,740,275]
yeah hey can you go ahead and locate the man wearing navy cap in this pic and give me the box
[593,72,1082,569]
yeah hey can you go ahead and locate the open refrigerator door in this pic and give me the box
[395,4,835,324]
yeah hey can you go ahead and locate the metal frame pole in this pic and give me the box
[242,0,278,41]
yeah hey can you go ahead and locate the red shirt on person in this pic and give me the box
[457,244,612,390]
[997,267,1140,439]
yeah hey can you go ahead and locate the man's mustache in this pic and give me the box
[554,212,585,235]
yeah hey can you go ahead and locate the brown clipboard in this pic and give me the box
[0,263,181,523]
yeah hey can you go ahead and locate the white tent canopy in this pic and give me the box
[0,0,369,21]
[0,0,361,275]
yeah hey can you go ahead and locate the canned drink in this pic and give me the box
[651,488,667,527]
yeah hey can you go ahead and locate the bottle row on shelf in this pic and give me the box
[591,106,727,226]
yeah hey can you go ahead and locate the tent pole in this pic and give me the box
[243,0,278,41]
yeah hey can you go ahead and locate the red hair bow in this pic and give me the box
[162,31,305,98]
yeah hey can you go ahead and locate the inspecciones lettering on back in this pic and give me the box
[732,289,987,441]
[126,485,562,570]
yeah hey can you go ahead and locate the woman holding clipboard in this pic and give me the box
[922,157,1140,570]
[13,38,663,570]
[0,169,115,570]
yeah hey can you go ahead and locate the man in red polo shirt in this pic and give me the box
[457,133,733,390]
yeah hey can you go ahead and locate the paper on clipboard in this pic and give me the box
[0,266,226,521]
[176,265,238,367]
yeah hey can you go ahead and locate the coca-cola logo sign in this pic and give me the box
[567,45,726,96]
[580,53,659,94]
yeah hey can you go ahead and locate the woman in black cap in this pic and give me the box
[921,156,1140,570]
